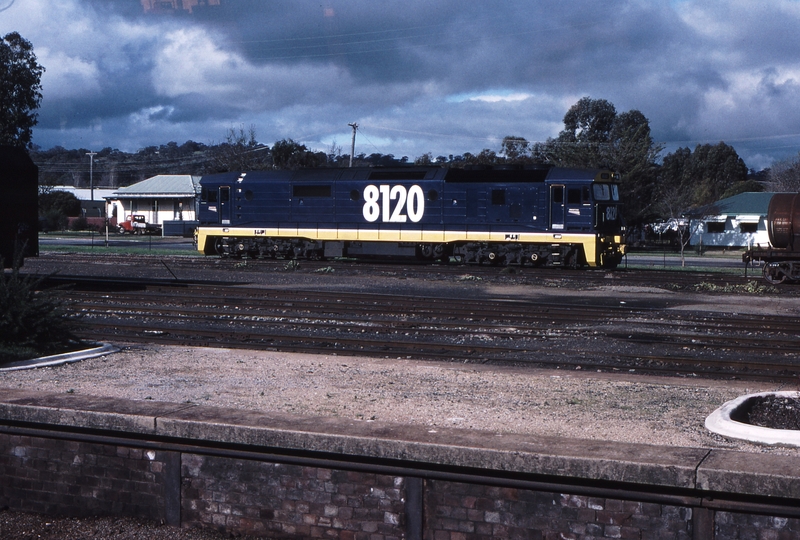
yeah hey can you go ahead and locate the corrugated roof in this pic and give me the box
[709,191,775,216]
[113,175,200,197]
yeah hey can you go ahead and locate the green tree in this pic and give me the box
[463,148,499,166]
[720,179,765,199]
[655,146,693,218]
[39,190,81,231]
[39,190,81,217]
[655,142,749,257]
[687,142,748,205]
[414,152,433,165]
[272,138,326,169]
[0,32,45,148]
[500,136,530,163]
[532,97,663,224]
[608,110,663,222]
[561,97,617,143]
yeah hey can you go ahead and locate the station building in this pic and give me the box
[688,192,776,249]
[108,175,201,236]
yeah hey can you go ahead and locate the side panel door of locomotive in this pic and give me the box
[550,184,565,230]
[564,185,592,231]
[487,187,524,224]
[218,186,231,224]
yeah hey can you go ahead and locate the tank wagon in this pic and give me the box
[744,192,800,283]
[196,166,626,268]
[0,146,38,268]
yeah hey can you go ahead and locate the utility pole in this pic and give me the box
[86,151,97,201]
[348,122,358,168]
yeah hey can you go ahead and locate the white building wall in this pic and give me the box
[107,198,197,224]
[690,216,771,248]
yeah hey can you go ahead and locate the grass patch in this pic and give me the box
[691,281,775,294]
[42,245,200,257]
[39,232,200,257]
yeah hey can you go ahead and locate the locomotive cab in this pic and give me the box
[545,170,625,268]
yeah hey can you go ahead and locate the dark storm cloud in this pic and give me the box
[7,0,800,168]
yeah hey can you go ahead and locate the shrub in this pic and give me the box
[41,209,68,232]
[69,216,89,231]
[0,257,82,364]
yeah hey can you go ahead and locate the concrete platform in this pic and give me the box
[2,387,800,501]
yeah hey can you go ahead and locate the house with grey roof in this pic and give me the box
[689,192,776,249]
[108,175,201,235]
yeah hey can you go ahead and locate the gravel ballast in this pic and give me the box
[1,343,794,454]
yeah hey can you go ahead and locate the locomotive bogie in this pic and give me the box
[196,166,625,269]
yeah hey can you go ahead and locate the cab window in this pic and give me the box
[593,184,620,201]
[567,188,581,205]
[593,184,611,201]
[202,187,218,203]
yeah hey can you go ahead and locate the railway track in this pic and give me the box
[49,276,800,383]
[26,250,776,293]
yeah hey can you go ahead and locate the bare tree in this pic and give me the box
[768,153,800,192]
[327,140,342,164]
[210,124,271,172]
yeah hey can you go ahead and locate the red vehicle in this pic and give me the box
[118,214,161,235]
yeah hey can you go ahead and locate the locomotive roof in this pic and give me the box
[199,166,614,185]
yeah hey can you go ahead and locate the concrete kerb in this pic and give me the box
[0,343,119,372]
[0,387,707,490]
[706,391,800,447]
[4,387,800,501]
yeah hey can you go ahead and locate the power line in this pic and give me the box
[232,10,605,62]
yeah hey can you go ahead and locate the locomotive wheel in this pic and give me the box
[214,238,227,257]
[763,263,788,285]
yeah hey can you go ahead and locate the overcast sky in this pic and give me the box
[4,0,800,170]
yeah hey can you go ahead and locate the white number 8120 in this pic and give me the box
[362,184,425,223]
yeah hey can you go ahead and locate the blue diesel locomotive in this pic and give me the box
[196,165,625,268]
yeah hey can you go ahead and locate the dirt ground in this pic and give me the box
[4,258,800,538]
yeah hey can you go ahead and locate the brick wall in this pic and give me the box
[425,480,694,540]
[3,431,800,539]
[714,512,800,540]
[0,433,175,522]
[181,454,406,539]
